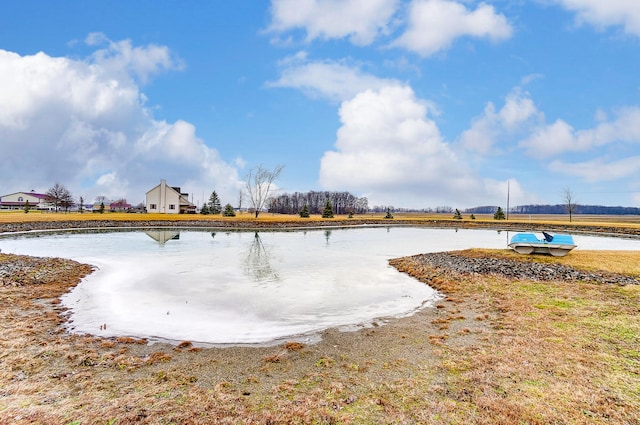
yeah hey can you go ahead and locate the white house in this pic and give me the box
[145,179,196,214]
[0,190,50,210]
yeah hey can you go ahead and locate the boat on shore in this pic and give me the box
[508,232,576,257]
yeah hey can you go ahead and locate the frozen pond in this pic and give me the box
[1,227,639,345]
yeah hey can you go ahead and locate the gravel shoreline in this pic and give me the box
[405,251,640,285]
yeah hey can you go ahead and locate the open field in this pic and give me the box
[1,211,640,236]
[2,210,640,225]
[1,215,639,424]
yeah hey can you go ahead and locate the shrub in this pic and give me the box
[223,204,236,217]
[322,199,334,218]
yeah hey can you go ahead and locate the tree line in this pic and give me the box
[466,204,640,215]
[268,191,369,215]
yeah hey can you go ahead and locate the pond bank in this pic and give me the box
[1,223,639,424]
[2,217,640,237]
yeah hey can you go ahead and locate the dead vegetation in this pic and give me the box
[1,229,640,423]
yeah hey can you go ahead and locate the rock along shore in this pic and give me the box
[401,251,640,285]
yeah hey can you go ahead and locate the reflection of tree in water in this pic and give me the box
[325,230,332,244]
[243,232,279,283]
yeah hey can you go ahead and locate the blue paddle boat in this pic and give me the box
[508,232,576,257]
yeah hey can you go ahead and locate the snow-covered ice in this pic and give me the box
[1,227,638,345]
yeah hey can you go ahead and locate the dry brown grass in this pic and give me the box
[3,209,640,229]
[391,251,640,424]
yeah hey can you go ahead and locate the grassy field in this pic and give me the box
[391,249,640,424]
[0,214,639,423]
[2,209,640,228]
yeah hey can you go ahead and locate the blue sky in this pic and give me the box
[1,0,639,210]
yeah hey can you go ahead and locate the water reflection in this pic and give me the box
[145,230,180,244]
[243,232,279,283]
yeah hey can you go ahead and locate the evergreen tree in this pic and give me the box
[453,209,462,219]
[24,200,30,214]
[99,202,105,214]
[299,204,310,218]
[470,214,476,220]
[494,206,506,220]
[208,191,222,214]
[384,208,394,219]
[322,199,334,218]
[200,204,210,215]
[78,196,84,214]
[223,203,236,217]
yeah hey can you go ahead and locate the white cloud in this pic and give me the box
[553,0,640,36]
[549,156,640,182]
[319,85,523,207]
[85,32,184,84]
[391,0,513,56]
[519,119,576,158]
[96,172,116,186]
[268,54,402,102]
[268,0,398,45]
[459,88,542,153]
[520,107,640,158]
[0,42,240,205]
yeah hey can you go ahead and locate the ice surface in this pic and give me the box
[1,227,638,345]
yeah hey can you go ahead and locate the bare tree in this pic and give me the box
[237,189,244,211]
[562,187,577,222]
[46,183,74,212]
[244,165,284,218]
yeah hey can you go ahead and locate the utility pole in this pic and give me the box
[506,180,510,220]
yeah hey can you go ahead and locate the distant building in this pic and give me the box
[0,190,51,210]
[145,179,196,214]
[93,200,132,213]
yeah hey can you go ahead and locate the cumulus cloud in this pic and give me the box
[390,0,513,56]
[267,0,398,45]
[553,0,640,36]
[267,53,402,102]
[86,32,184,84]
[519,107,640,158]
[319,85,522,207]
[0,42,240,204]
[459,88,542,153]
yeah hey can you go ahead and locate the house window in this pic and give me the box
[18,197,23,202]
[150,203,157,209]
[169,204,176,210]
